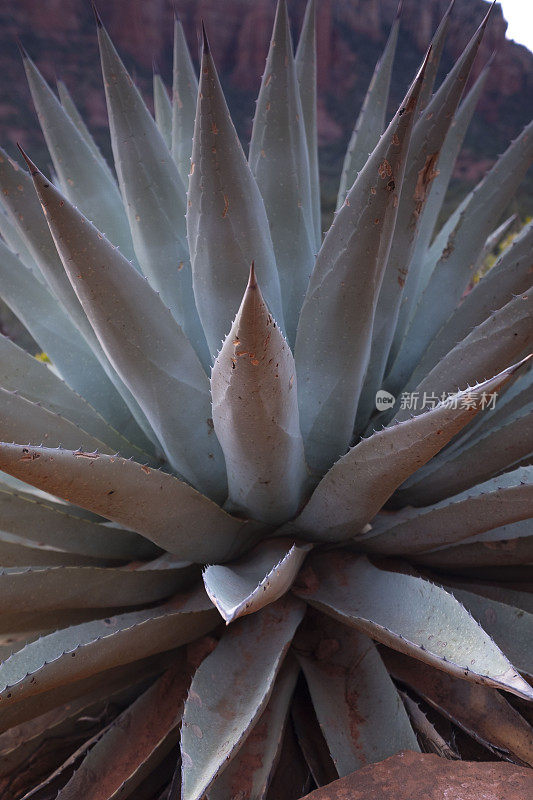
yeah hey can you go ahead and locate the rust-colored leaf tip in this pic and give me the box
[16,143,38,177]
[90,1,103,28]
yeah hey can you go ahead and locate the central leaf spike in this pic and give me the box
[211,265,308,525]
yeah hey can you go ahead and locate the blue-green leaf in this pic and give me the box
[0,444,259,564]
[56,78,116,183]
[181,595,305,800]
[55,661,193,800]
[0,560,196,614]
[171,17,198,185]
[336,4,401,210]
[293,553,533,700]
[207,657,299,800]
[448,589,533,679]
[389,60,491,368]
[295,610,419,775]
[287,363,523,541]
[0,149,156,447]
[25,156,227,500]
[187,34,284,357]
[356,9,492,429]
[0,334,155,462]
[295,0,321,250]
[396,400,533,506]
[95,15,210,368]
[394,289,533,424]
[0,481,157,562]
[295,50,428,475]
[382,647,533,767]
[388,118,533,392]
[22,49,137,265]
[0,238,134,432]
[203,538,312,623]
[0,586,218,711]
[401,221,533,392]
[249,0,315,347]
[363,466,533,555]
[153,70,173,150]
[211,268,307,522]
[0,386,113,454]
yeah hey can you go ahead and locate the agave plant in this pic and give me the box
[0,1,532,798]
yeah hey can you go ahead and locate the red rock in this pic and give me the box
[300,751,533,799]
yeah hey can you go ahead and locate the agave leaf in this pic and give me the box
[153,70,172,149]
[471,213,517,276]
[0,532,114,568]
[187,34,285,357]
[399,692,459,760]
[249,0,315,347]
[415,0,454,113]
[0,484,157,561]
[57,78,114,180]
[0,334,154,462]
[171,17,198,185]
[291,678,337,788]
[295,50,427,475]
[0,206,43,280]
[415,540,533,581]
[0,479,101,521]
[265,719,313,800]
[449,360,533,452]
[0,387,115,454]
[336,3,401,210]
[441,581,533,615]
[25,157,227,501]
[293,553,533,701]
[0,238,136,433]
[394,288,533,427]
[445,589,533,678]
[0,444,260,563]
[416,516,533,550]
[0,677,147,780]
[0,561,196,613]
[294,610,419,777]
[363,466,533,555]
[95,15,210,368]
[180,595,305,800]
[420,532,533,563]
[356,8,491,429]
[381,647,533,767]
[288,364,522,541]
[396,400,533,506]
[0,146,104,323]
[207,656,299,800]
[0,150,157,447]
[203,538,312,624]
[400,221,533,392]
[0,650,178,736]
[295,0,321,249]
[0,586,217,711]
[389,59,491,366]
[22,49,137,265]
[389,118,533,392]
[416,191,470,299]
[211,268,307,522]
[55,661,192,800]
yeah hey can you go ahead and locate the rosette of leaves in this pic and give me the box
[0,1,532,798]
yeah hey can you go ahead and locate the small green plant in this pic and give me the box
[0,1,531,798]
